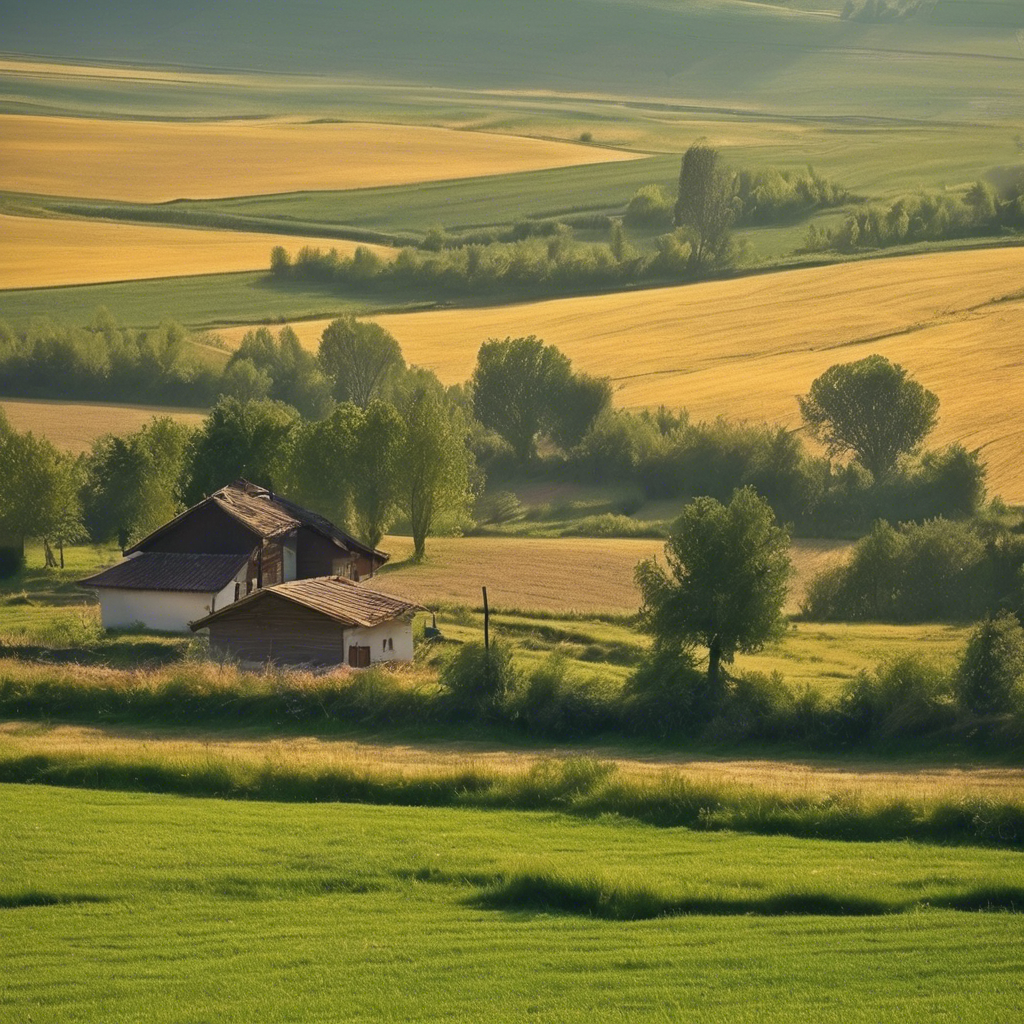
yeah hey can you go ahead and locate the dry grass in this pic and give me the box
[0,213,394,289]
[369,535,851,616]
[0,114,639,202]
[238,247,1024,500]
[0,398,207,453]
[2,720,1019,802]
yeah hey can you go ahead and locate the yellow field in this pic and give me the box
[232,247,1024,500]
[0,399,207,453]
[1,719,1013,800]
[0,213,394,289]
[368,535,851,616]
[0,114,639,202]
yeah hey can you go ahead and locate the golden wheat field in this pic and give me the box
[0,214,394,289]
[0,399,207,453]
[234,247,1024,500]
[0,114,639,202]
[368,535,851,615]
[1,719,1015,800]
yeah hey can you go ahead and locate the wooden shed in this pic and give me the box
[190,576,421,667]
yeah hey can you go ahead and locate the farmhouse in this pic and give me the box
[80,479,388,632]
[190,576,420,667]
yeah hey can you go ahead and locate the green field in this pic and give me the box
[2,783,1022,1023]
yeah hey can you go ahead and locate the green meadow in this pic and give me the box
[1,784,1022,1023]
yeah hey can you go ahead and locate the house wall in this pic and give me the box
[142,503,258,555]
[205,595,347,665]
[296,527,347,578]
[343,620,415,664]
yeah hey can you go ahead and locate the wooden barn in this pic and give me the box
[190,576,420,667]
[81,480,388,632]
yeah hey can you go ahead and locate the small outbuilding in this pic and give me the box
[190,576,421,667]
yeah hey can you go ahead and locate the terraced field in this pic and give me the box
[0,213,393,288]
[1,114,639,202]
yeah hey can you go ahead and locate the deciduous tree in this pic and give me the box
[798,355,939,481]
[635,487,792,694]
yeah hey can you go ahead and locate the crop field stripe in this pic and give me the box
[0,114,641,202]
[0,213,395,289]
[0,399,208,454]
[355,246,1024,502]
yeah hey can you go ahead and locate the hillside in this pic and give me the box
[3,0,1024,121]
[219,246,1024,501]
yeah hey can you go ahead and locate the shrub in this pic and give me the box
[955,612,1024,716]
[839,655,954,740]
[0,544,25,579]
[513,653,616,738]
[619,644,709,739]
[623,185,675,229]
[438,638,518,716]
[703,670,796,743]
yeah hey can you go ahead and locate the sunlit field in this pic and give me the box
[0,114,640,202]
[0,399,208,453]
[0,213,394,288]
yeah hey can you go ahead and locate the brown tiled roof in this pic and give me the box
[127,480,388,563]
[191,576,421,631]
[80,552,249,593]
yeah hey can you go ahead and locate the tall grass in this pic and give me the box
[2,747,1023,848]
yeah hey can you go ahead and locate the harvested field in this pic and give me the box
[348,247,1024,503]
[0,213,393,289]
[222,247,1024,501]
[369,535,851,615]
[0,114,639,202]
[0,398,207,453]
[2,720,1019,801]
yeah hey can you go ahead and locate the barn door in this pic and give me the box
[348,645,371,668]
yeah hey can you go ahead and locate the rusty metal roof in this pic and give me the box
[127,480,388,563]
[80,552,249,593]
[191,576,421,631]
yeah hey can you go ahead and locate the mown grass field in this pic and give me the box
[0,213,394,289]
[1,114,639,202]
[1,784,1022,1023]
[0,399,208,453]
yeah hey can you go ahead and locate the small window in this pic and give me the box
[382,639,387,652]
[388,637,394,651]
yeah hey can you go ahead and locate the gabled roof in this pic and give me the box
[80,552,249,593]
[127,480,388,563]
[191,576,421,631]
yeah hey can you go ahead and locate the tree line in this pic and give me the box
[0,314,990,572]
[803,178,1024,252]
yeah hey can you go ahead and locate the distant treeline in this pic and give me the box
[624,166,851,230]
[804,178,1024,252]
[270,229,698,298]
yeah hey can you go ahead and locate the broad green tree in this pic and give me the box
[955,612,1024,715]
[351,400,406,550]
[471,336,573,462]
[798,355,939,480]
[84,418,194,550]
[674,142,736,274]
[398,386,474,558]
[186,398,299,504]
[318,316,405,408]
[635,487,792,693]
[285,403,365,529]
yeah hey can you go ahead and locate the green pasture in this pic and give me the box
[5,0,1024,123]
[0,271,426,332]
[1,783,1022,1023]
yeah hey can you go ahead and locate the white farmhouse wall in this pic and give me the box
[343,619,415,664]
[93,574,243,633]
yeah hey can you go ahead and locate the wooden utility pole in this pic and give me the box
[482,586,490,652]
